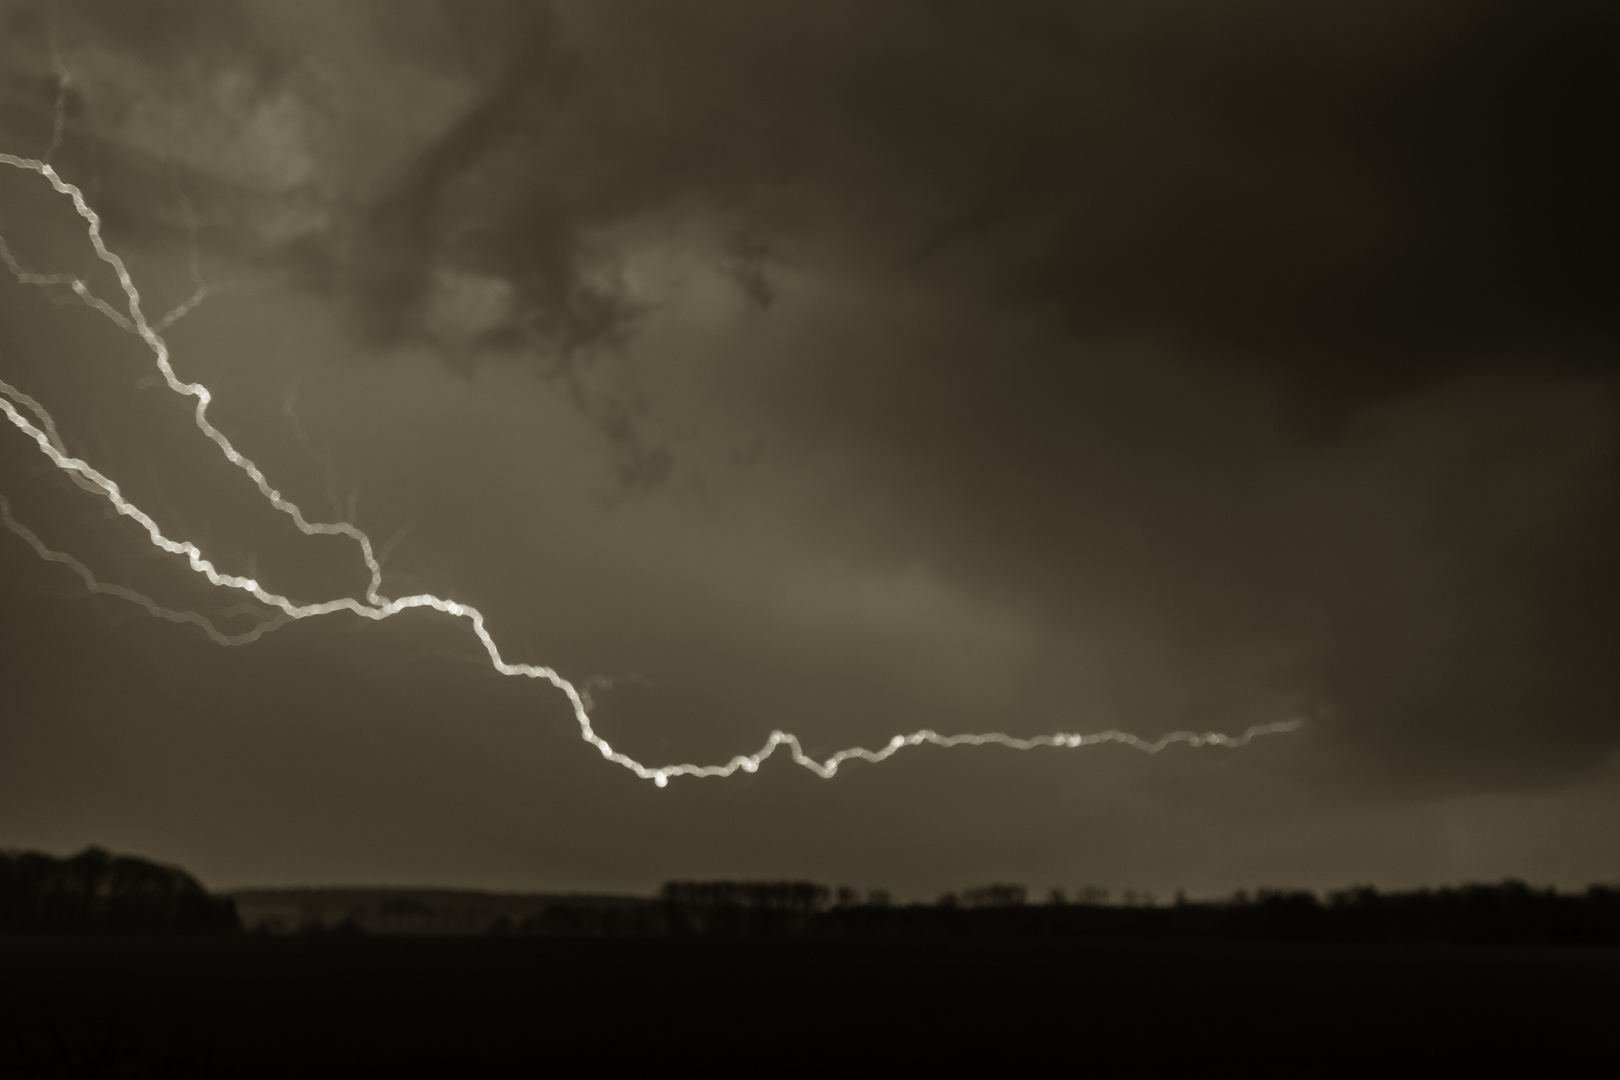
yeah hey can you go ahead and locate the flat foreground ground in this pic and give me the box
[2,935,1616,1076]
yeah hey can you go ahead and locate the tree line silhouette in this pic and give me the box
[7,847,1620,945]
[0,847,239,933]
[514,879,1620,945]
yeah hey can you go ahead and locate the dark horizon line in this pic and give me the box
[228,877,1620,906]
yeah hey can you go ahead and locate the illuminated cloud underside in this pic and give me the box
[0,147,1299,787]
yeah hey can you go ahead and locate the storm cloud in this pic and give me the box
[1,0,1618,895]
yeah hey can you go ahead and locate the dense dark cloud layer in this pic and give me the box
[16,3,1620,394]
[1,1,1618,893]
[360,1,1620,404]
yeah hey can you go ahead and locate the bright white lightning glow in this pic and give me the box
[0,494,287,646]
[0,148,1301,787]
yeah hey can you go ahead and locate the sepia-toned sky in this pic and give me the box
[1,0,1618,898]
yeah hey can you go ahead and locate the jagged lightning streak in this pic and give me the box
[0,494,287,646]
[42,51,69,165]
[0,148,1300,786]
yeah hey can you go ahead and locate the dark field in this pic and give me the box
[2,934,1615,1076]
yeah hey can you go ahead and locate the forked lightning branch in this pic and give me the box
[0,144,1299,787]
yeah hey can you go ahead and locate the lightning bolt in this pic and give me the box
[0,147,1300,787]
[0,494,287,646]
[42,48,70,165]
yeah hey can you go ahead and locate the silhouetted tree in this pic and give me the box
[961,884,1026,908]
[0,847,239,933]
[660,880,830,912]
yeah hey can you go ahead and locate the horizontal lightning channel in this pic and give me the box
[0,150,1301,786]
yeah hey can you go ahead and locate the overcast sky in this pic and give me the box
[1,0,1618,898]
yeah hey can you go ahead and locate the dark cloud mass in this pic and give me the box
[352,1,1620,403]
[1,0,1618,895]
